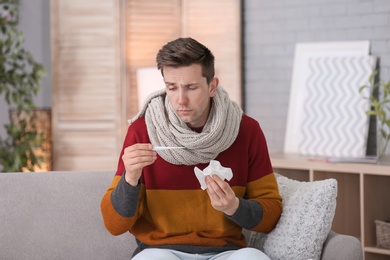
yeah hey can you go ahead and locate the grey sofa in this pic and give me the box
[0,170,363,260]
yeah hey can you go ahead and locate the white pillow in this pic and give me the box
[248,175,337,260]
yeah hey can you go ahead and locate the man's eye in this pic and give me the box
[166,85,176,91]
[188,86,197,90]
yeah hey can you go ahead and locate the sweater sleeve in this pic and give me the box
[100,173,143,236]
[227,172,282,232]
[225,198,263,230]
[230,116,283,233]
[100,121,147,236]
[111,173,141,217]
[248,173,282,233]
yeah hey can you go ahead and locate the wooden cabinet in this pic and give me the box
[271,153,390,260]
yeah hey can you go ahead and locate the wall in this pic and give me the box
[3,0,390,157]
[244,0,390,155]
[0,0,51,138]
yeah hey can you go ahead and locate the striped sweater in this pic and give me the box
[101,114,282,256]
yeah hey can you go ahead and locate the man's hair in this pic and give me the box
[156,37,215,84]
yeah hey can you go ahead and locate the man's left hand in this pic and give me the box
[205,175,239,216]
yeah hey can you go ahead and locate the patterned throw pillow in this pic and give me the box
[248,176,337,260]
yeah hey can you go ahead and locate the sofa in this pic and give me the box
[0,170,363,260]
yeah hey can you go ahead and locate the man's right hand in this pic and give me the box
[122,143,157,186]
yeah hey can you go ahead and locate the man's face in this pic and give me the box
[163,64,218,129]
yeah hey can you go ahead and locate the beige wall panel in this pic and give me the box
[56,132,118,155]
[182,0,242,106]
[51,0,124,170]
[124,0,181,118]
[54,131,119,171]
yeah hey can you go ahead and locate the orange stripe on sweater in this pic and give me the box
[143,189,245,234]
[101,176,137,236]
[246,173,282,233]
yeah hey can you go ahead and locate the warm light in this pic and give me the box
[16,109,52,172]
[136,67,165,111]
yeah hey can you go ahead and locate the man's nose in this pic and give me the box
[178,89,188,104]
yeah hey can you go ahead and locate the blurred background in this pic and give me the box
[1,0,390,171]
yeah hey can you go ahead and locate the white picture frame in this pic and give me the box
[284,41,372,157]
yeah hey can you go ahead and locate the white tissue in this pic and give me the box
[194,160,233,190]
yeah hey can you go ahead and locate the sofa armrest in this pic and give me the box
[321,230,363,260]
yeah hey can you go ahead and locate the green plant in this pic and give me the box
[359,70,390,159]
[0,0,46,171]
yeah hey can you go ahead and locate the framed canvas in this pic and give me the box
[284,41,375,158]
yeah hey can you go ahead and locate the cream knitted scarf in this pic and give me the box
[128,86,243,165]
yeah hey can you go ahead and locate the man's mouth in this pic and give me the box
[178,109,191,115]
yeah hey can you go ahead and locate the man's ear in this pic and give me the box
[210,77,219,97]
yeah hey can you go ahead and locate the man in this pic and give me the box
[101,37,282,260]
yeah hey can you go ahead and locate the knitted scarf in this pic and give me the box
[128,86,243,165]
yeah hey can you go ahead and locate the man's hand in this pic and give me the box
[122,143,157,186]
[205,175,239,216]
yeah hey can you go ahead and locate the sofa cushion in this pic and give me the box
[248,175,337,260]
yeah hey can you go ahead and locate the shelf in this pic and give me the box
[364,247,390,260]
[270,153,390,260]
[273,168,309,182]
[363,175,390,249]
[364,246,390,255]
[315,171,361,238]
[271,153,390,175]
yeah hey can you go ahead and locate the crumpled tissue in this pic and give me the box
[194,160,233,190]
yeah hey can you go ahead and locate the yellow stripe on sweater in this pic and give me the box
[143,189,241,234]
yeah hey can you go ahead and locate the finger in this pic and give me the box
[206,176,228,201]
[122,144,157,171]
[208,175,237,204]
[210,175,231,189]
[122,149,156,164]
[125,143,154,154]
[124,143,156,159]
[205,176,219,197]
[123,152,156,169]
[206,178,231,212]
[208,175,230,195]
